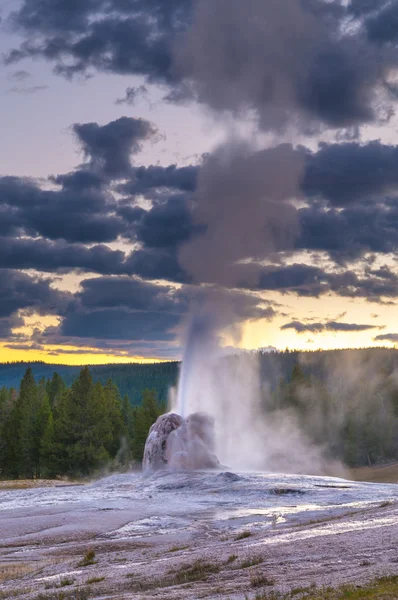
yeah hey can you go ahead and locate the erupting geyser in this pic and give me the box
[142,411,221,472]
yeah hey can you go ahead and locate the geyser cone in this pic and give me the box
[142,411,220,472]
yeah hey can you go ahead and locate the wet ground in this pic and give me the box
[1,470,398,598]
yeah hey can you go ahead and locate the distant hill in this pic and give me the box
[1,347,397,405]
[0,361,179,406]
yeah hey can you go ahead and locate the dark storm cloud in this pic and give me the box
[7,1,398,133]
[119,140,398,209]
[61,309,180,341]
[123,142,398,271]
[0,175,123,243]
[10,0,192,35]
[0,170,196,279]
[125,194,198,248]
[3,136,398,283]
[61,276,186,343]
[365,1,398,44]
[0,235,190,283]
[123,248,190,283]
[55,275,276,342]
[6,0,193,80]
[71,276,273,322]
[298,200,398,262]
[116,141,398,283]
[0,315,24,339]
[255,264,326,294]
[0,269,68,318]
[303,142,398,205]
[249,263,398,302]
[120,164,198,195]
[120,139,398,207]
[73,117,156,178]
[0,237,126,274]
[281,320,381,333]
[348,0,386,17]
[75,276,190,313]
[51,169,106,191]
[11,0,100,34]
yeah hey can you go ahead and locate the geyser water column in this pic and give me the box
[175,311,217,419]
[170,305,273,471]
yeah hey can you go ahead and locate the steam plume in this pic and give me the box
[169,0,373,473]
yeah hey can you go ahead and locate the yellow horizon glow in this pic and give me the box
[0,338,396,366]
[0,344,167,366]
[3,292,397,365]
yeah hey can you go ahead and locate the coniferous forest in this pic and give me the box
[3,348,398,479]
[0,367,164,479]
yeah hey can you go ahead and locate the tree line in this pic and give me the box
[0,361,178,405]
[2,354,398,479]
[271,362,398,468]
[0,367,164,479]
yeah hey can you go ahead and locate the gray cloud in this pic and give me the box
[73,116,156,178]
[7,1,398,135]
[8,85,48,94]
[8,69,31,81]
[365,1,398,44]
[303,141,398,205]
[298,200,398,263]
[0,315,25,340]
[6,0,192,80]
[282,320,381,334]
[0,269,69,319]
[116,85,148,106]
[119,164,198,195]
[248,262,398,303]
[0,174,123,243]
[0,236,126,274]
[51,275,276,344]
[374,333,398,343]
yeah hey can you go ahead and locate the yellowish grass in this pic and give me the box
[349,462,398,483]
[253,575,398,599]
[0,479,81,490]
[0,563,36,583]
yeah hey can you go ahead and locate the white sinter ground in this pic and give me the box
[2,470,398,598]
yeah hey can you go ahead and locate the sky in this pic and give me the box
[1,0,398,364]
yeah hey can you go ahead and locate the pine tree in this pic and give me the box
[48,372,66,413]
[40,411,57,478]
[33,381,53,477]
[54,368,110,476]
[103,379,127,458]
[0,388,17,478]
[16,368,40,478]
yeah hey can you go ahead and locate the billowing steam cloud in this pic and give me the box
[165,0,394,474]
[179,143,303,287]
[174,0,397,132]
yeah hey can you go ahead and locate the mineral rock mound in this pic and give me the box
[142,411,221,472]
[142,413,183,471]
